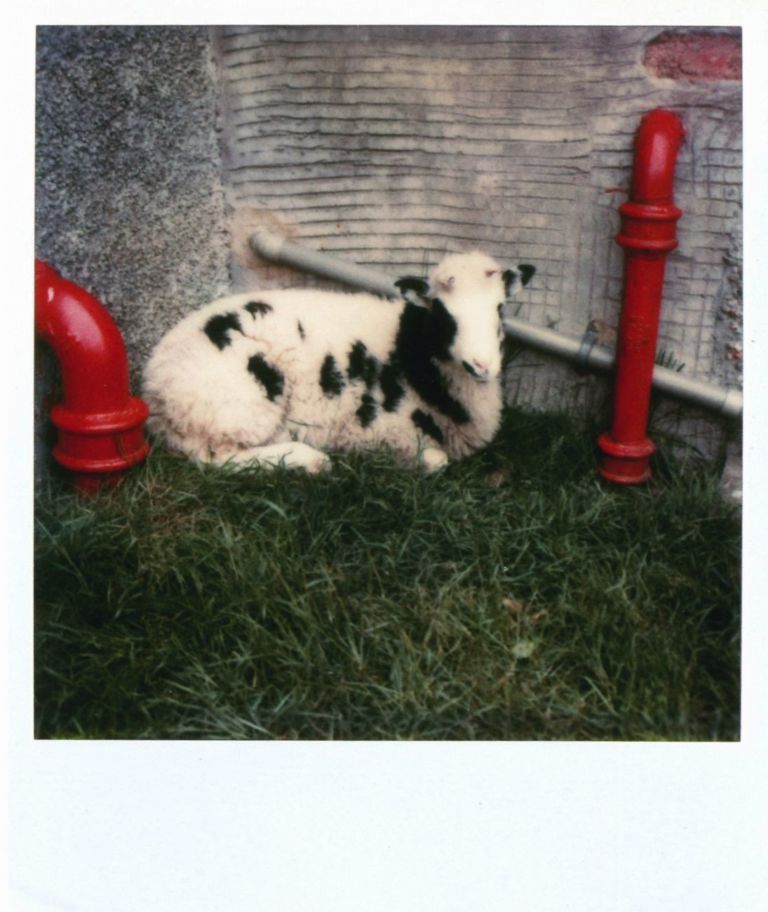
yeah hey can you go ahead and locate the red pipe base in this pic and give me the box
[596,433,655,485]
[49,398,150,494]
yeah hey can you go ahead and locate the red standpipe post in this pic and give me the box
[597,109,685,484]
[35,259,150,493]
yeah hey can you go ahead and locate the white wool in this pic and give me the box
[143,251,518,473]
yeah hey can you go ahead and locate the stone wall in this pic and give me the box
[35,25,231,481]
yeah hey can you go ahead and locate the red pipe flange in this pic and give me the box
[35,259,150,493]
[597,109,685,484]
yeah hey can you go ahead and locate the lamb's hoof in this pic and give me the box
[289,443,332,474]
[420,447,449,473]
[304,450,332,475]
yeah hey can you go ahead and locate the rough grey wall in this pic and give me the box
[35,25,231,384]
[35,25,232,480]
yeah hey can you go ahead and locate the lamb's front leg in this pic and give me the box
[419,446,449,473]
[212,441,331,474]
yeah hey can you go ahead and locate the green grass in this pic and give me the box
[34,409,741,740]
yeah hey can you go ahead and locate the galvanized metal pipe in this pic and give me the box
[250,231,742,419]
[253,231,398,298]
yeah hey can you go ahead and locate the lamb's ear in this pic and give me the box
[502,269,518,297]
[518,264,536,287]
[503,264,536,296]
[394,276,430,306]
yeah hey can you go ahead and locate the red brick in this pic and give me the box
[644,31,741,81]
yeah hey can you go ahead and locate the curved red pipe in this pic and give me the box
[597,109,685,484]
[35,259,150,493]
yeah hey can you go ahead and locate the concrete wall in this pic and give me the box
[35,25,231,480]
[36,25,232,375]
[35,25,742,480]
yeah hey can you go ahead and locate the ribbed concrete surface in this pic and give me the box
[213,25,742,430]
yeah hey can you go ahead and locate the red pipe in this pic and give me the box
[597,109,685,484]
[35,259,150,493]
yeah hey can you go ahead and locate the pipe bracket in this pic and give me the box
[576,322,600,373]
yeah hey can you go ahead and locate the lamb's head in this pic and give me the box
[395,251,535,383]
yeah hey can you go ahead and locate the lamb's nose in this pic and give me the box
[463,359,490,380]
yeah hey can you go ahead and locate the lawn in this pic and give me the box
[34,408,741,740]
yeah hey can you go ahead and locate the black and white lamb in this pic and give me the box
[143,251,534,473]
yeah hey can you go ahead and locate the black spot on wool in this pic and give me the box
[379,358,406,412]
[297,321,306,340]
[204,312,244,350]
[411,409,444,445]
[347,341,379,388]
[244,300,273,318]
[356,393,377,428]
[394,303,470,425]
[426,298,459,362]
[319,354,346,397]
[247,354,284,402]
